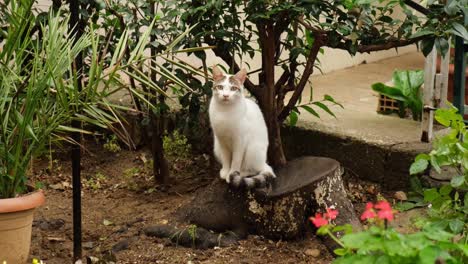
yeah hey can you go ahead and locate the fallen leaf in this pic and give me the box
[304,248,320,257]
[103,219,114,226]
[47,237,66,242]
[49,183,64,190]
[394,191,408,201]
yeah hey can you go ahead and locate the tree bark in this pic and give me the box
[149,1,170,185]
[159,156,361,252]
[257,22,287,168]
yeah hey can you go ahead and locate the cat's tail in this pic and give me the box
[228,165,276,190]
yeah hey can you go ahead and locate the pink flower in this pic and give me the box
[324,208,338,220]
[360,202,377,221]
[375,201,395,222]
[360,209,376,221]
[375,201,391,211]
[310,213,328,228]
[377,209,394,221]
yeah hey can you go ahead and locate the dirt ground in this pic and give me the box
[27,141,408,264]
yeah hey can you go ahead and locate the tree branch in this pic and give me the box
[278,34,324,121]
[403,0,429,15]
[275,69,290,93]
[332,36,425,53]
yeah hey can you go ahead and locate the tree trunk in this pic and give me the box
[257,22,287,168]
[151,112,170,185]
[147,156,361,253]
[149,1,170,185]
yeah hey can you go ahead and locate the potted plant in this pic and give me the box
[0,3,93,262]
[0,1,155,262]
[372,69,425,121]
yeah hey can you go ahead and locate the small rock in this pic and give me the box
[83,242,95,249]
[111,239,129,253]
[49,183,64,190]
[366,185,377,194]
[394,191,408,201]
[304,249,320,257]
[429,166,457,181]
[86,256,99,263]
[115,226,128,234]
[47,236,66,242]
[62,181,71,189]
[103,219,114,226]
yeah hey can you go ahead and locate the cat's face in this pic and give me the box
[212,66,247,104]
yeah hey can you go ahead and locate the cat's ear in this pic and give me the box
[212,65,224,82]
[234,68,247,84]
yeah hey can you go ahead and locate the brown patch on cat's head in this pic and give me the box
[228,76,241,87]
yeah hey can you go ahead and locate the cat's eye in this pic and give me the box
[231,86,239,91]
[214,85,223,90]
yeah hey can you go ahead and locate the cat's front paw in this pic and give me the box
[227,171,241,185]
[219,168,229,180]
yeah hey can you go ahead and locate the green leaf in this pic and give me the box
[289,110,299,126]
[316,225,330,235]
[410,176,424,195]
[435,107,463,128]
[423,188,440,202]
[411,29,434,39]
[435,38,449,56]
[421,38,435,57]
[392,70,424,97]
[332,224,354,235]
[415,153,430,161]
[439,185,452,196]
[418,246,441,264]
[333,248,347,256]
[300,105,320,118]
[450,175,465,187]
[410,159,428,175]
[451,22,468,40]
[371,83,406,101]
[394,201,418,211]
[449,219,464,234]
[312,101,336,118]
[324,94,344,108]
[340,232,375,248]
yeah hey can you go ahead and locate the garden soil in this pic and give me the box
[28,141,410,264]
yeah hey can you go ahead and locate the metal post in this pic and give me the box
[453,35,466,114]
[453,11,467,116]
[69,0,83,262]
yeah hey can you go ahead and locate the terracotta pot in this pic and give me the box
[0,190,45,263]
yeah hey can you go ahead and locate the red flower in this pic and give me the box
[360,202,377,221]
[360,208,377,221]
[375,201,395,221]
[377,209,394,221]
[324,208,338,220]
[310,213,328,228]
[375,201,391,211]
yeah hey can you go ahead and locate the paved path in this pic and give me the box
[295,52,430,145]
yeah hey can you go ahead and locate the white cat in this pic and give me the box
[209,65,276,189]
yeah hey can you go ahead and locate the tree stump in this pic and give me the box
[147,156,361,252]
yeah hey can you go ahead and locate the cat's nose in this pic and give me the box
[223,95,229,99]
